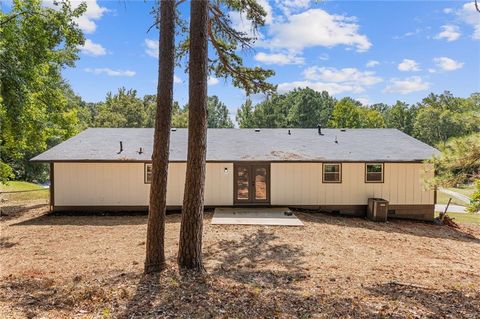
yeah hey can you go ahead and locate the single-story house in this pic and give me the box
[31,127,439,221]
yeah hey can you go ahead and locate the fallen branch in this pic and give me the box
[442,215,460,228]
[387,281,432,290]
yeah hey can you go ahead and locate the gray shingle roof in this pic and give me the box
[30,128,439,162]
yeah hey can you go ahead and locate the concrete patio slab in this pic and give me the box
[211,207,304,226]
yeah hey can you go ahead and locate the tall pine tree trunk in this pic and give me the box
[177,0,209,272]
[144,0,176,274]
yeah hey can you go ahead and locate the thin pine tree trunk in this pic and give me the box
[177,0,209,272]
[144,0,176,274]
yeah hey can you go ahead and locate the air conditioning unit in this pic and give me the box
[367,198,389,222]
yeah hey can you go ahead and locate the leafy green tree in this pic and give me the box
[383,101,416,135]
[370,103,389,114]
[165,97,233,128]
[287,88,335,127]
[468,180,480,214]
[250,94,290,127]
[207,96,234,128]
[329,97,362,128]
[358,107,386,128]
[236,99,255,128]
[94,88,147,128]
[143,94,157,128]
[237,88,335,128]
[0,0,85,182]
[172,102,189,128]
[413,92,479,146]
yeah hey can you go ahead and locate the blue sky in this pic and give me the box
[6,1,480,118]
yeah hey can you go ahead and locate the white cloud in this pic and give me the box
[366,60,379,68]
[84,68,136,77]
[275,0,312,16]
[208,77,219,86]
[229,12,260,39]
[278,81,365,95]
[356,97,371,105]
[393,28,422,39]
[435,25,461,41]
[43,0,107,33]
[145,39,158,58]
[455,2,480,40]
[174,75,183,84]
[303,66,382,86]
[278,66,382,95]
[384,76,430,94]
[318,53,329,61]
[254,51,304,65]
[265,9,371,52]
[397,59,421,72]
[433,57,464,71]
[443,8,453,14]
[79,39,106,56]
[428,68,437,73]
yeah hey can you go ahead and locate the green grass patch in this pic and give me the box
[434,212,480,225]
[447,185,475,198]
[0,181,49,202]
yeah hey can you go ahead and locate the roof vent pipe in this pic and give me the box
[288,129,291,135]
[317,124,323,136]
[118,141,123,154]
[335,136,338,144]
[138,147,143,154]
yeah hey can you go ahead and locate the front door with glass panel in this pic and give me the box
[234,163,270,204]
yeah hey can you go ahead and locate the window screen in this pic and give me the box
[366,163,383,182]
[323,163,341,183]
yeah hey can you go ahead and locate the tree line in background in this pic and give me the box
[2,80,479,182]
[78,87,479,150]
[237,88,480,146]
[77,89,233,130]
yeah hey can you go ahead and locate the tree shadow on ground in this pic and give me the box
[0,274,114,318]
[297,211,480,244]
[0,203,48,222]
[117,229,324,318]
[205,228,308,288]
[11,214,149,227]
[10,211,186,227]
[366,281,480,318]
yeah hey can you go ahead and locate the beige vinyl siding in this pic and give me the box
[54,162,233,206]
[271,163,434,206]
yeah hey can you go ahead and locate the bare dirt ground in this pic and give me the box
[1,204,480,319]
